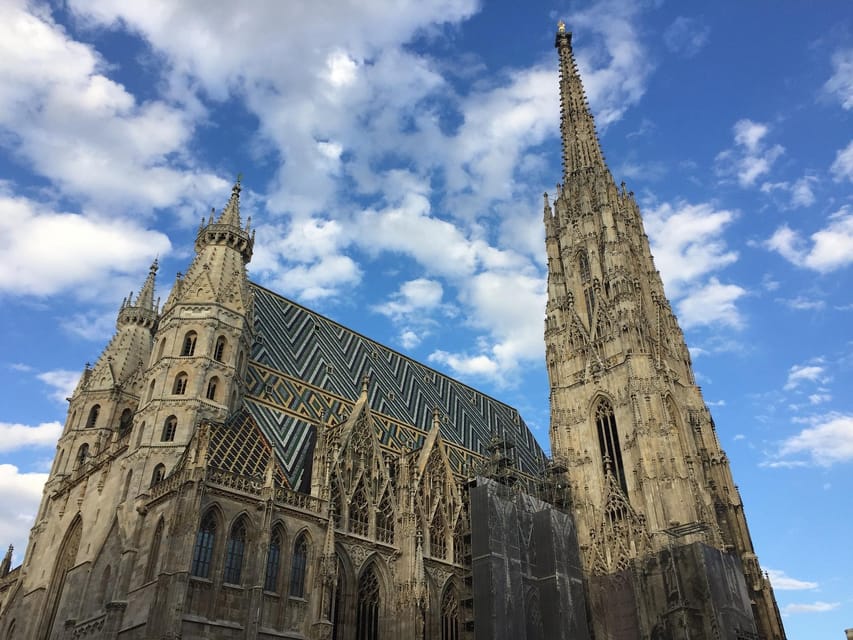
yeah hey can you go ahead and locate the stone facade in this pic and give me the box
[0,22,784,640]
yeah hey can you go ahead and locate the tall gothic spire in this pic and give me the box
[555,21,608,178]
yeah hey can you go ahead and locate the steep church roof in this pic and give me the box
[243,283,546,491]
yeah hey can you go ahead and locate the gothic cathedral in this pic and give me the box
[0,24,784,640]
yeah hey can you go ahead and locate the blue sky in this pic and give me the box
[0,1,851,637]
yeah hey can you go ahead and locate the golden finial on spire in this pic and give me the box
[557,20,566,34]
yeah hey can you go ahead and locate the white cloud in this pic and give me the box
[0,1,224,213]
[761,176,817,208]
[766,569,818,591]
[0,422,62,452]
[644,201,738,298]
[663,16,710,58]
[374,278,444,321]
[675,278,746,330]
[776,413,853,466]
[824,48,853,110]
[766,206,853,273]
[0,190,170,298]
[569,1,654,128]
[781,601,840,615]
[37,370,80,403]
[781,296,825,311]
[808,393,832,405]
[0,464,48,565]
[830,139,853,182]
[716,119,784,187]
[784,362,828,390]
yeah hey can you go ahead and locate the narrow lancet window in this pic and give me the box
[265,527,282,592]
[181,331,197,356]
[290,533,308,597]
[191,512,217,578]
[594,399,628,496]
[223,518,247,584]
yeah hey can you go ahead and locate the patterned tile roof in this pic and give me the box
[244,283,546,490]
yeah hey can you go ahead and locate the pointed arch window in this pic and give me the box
[150,464,165,487]
[356,565,381,640]
[156,338,166,360]
[214,336,227,362]
[264,526,283,592]
[223,517,247,584]
[161,416,177,442]
[145,518,164,582]
[595,399,628,496]
[181,331,197,356]
[349,482,369,536]
[192,512,217,578]
[86,405,100,428]
[147,379,156,402]
[76,443,89,466]
[441,585,460,640]
[289,533,309,597]
[206,377,219,401]
[172,372,188,395]
[118,408,133,436]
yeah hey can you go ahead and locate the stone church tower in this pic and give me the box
[544,22,785,639]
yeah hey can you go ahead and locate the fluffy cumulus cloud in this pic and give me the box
[824,48,853,110]
[569,0,654,128]
[716,119,784,187]
[0,190,170,298]
[783,361,829,391]
[0,0,224,213]
[776,413,853,466]
[37,370,81,403]
[0,422,62,452]
[0,464,48,564]
[643,201,745,329]
[766,206,853,273]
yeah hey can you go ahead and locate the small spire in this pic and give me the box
[134,258,159,310]
[361,374,370,396]
[0,544,12,577]
[543,191,553,220]
[216,176,243,227]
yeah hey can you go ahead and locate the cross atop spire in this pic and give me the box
[555,24,608,178]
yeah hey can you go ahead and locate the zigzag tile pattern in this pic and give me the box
[243,284,546,488]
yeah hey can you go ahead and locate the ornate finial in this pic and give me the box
[557,20,566,34]
[361,374,370,395]
[236,172,243,185]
